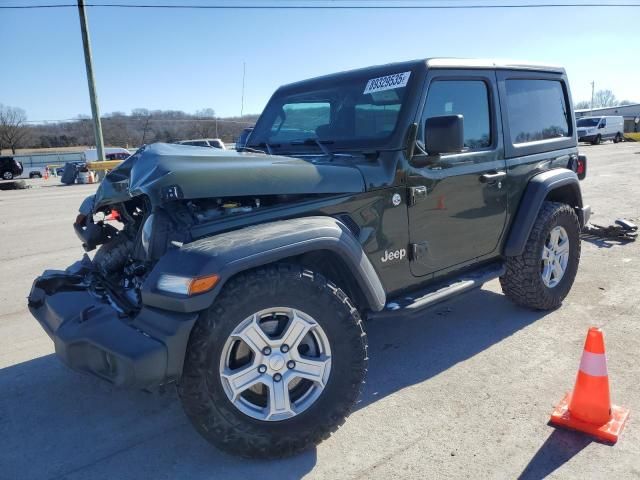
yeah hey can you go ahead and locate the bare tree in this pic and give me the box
[574,90,637,111]
[592,89,618,109]
[0,104,30,154]
[132,109,152,145]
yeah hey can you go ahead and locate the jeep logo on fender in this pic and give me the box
[381,248,407,263]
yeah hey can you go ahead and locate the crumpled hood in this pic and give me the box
[93,142,365,209]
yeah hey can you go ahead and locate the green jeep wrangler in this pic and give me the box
[28,58,589,458]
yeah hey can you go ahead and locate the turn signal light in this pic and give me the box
[189,275,220,295]
[157,274,219,296]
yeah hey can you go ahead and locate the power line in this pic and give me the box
[3,2,640,9]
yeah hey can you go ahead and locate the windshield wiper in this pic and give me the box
[250,142,279,155]
[237,146,267,154]
[291,138,334,156]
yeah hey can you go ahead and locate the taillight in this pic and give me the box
[577,155,587,180]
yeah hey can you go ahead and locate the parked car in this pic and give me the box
[29,58,589,459]
[16,166,46,179]
[177,138,226,149]
[236,127,254,150]
[577,115,624,145]
[27,168,44,178]
[0,156,24,180]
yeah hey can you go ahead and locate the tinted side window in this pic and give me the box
[424,80,491,149]
[505,80,569,144]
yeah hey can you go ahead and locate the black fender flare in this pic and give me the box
[140,216,386,313]
[503,168,583,257]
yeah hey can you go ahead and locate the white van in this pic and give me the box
[576,116,624,145]
[82,147,132,162]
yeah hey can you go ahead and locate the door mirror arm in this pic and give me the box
[408,115,464,168]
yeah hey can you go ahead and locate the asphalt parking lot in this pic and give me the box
[0,142,639,480]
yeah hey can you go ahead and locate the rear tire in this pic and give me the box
[500,202,581,310]
[614,133,622,144]
[2,171,14,180]
[178,264,368,458]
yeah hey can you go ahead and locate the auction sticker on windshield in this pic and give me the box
[363,72,411,95]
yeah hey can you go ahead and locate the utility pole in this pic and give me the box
[590,81,595,115]
[77,0,105,161]
[240,61,246,117]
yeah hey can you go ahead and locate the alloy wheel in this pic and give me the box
[541,225,570,288]
[219,307,332,421]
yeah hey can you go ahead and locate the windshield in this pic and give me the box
[577,117,601,127]
[248,70,414,151]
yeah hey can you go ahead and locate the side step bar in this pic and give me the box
[370,262,505,320]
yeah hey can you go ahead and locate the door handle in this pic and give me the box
[479,171,507,183]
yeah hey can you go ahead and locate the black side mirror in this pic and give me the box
[424,115,464,155]
[598,123,605,129]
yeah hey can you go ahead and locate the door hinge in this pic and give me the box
[408,186,428,206]
[410,242,429,261]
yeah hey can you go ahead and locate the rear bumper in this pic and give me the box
[27,262,198,389]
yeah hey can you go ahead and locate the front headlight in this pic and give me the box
[157,273,219,296]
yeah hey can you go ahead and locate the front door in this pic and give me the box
[408,70,508,277]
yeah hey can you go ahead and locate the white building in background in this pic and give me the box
[575,104,640,133]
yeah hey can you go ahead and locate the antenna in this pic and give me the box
[241,61,246,117]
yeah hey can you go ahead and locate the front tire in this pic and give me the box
[500,202,581,310]
[592,134,602,145]
[178,264,368,458]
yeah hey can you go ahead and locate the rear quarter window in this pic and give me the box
[505,79,569,144]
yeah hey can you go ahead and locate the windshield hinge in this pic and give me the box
[408,186,428,206]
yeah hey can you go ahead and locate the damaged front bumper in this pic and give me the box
[27,259,198,389]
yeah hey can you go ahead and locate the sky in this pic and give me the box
[1,0,639,122]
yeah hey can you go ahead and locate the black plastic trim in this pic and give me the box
[141,216,386,313]
[28,270,198,389]
[503,168,582,257]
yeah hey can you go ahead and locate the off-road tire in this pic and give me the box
[500,202,581,310]
[178,264,368,459]
[93,234,135,275]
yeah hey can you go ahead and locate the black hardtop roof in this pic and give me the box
[278,58,564,92]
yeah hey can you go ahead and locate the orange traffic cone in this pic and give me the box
[549,327,629,443]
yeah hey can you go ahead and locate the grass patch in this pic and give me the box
[624,133,640,142]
